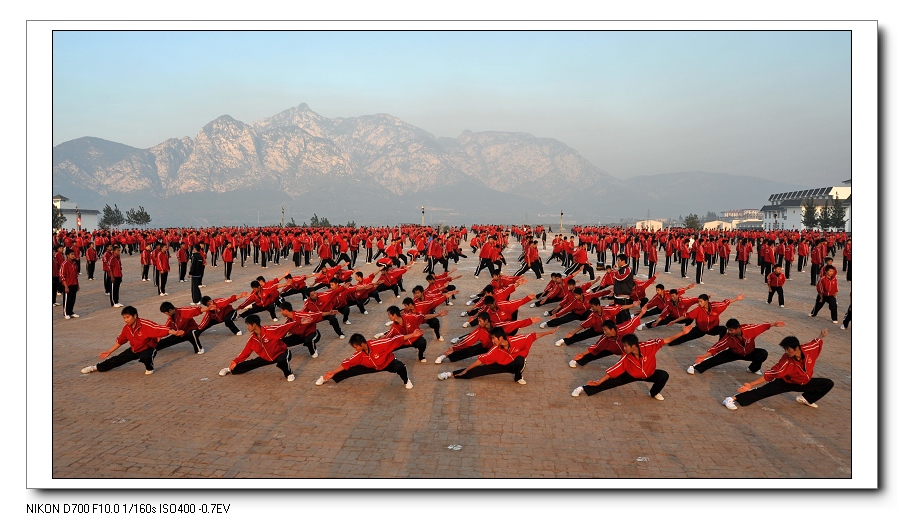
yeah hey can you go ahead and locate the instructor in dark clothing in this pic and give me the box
[189,244,205,305]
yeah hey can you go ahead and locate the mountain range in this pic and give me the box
[52,103,797,227]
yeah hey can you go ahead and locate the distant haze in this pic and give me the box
[53,31,852,188]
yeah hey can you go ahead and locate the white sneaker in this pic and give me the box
[163,292,169,296]
[339,334,345,340]
[385,321,393,327]
[780,305,785,308]
[196,348,205,355]
[363,311,369,315]
[160,293,166,297]
[145,369,154,375]
[344,320,351,325]
[571,386,584,397]
[315,376,324,386]
[438,372,452,380]
[219,368,231,376]
[796,395,818,408]
[555,339,565,347]
[687,365,696,375]
[438,336,445,342]
[225,279,232,282]
[374,332,384,339]
[832,320,839,324]
[287,374,296,382]
[312,350,319,358]
[723,397,737,410]
[517,378,527,385]
[450,337,459,345]
[71,314,79,318]
[529,303,537,308]
[273,317,279,322]
[420,358,427,363]
[749,368,763,375]
[543,311,551,317]
[568,360,577,368]
[652,393,664,401]
[235,331,242,336]
[113,303,124,308]
[460,311,468,317]
[446,301,453,306]
[466,301,473,306]
[53,302,61,306]
[462,322,470,328]
[539,322,547,329]
[840,325,847,330]
[435,355,447,364]
[64,315,71,320]
[405,380,414,389]
[469,294,478,298]
[81,365,97,374]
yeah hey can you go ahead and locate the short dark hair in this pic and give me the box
[620,334,639,348]
[280,301,293,311]
[489,328,508,340]
[348,333,367,347]
[244,314,261,326]
[201,296,212,305]
[402,297,415,306]
[725,318,741,329]
[477,311,490,322]
[386,305,402,317]
[779,336,801,350]
[589,297,601,306]
[412,286,424,294]
[669,289,679,295]
[483,296,495,305]
[697,294,709,302]
[602,320,617,331]
[250,280,260,288]
[656,284,665,291]
[121,306,138,317]
[159,302,175,312]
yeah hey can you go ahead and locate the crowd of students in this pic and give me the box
[56,222,848,412]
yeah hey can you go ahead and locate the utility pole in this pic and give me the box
[421,206,425,227]
[560,210,563,233]
[281,206,285,228]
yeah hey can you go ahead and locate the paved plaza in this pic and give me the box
[50,236,855,481]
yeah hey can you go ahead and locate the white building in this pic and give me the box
[760,185,851,231]
[635,219,663,231]
[703,220,733,231]
[53,194,100,232]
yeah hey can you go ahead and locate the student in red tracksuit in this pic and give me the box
[81,306,185,375]
[198,294,246,336]
[236,279,281,321]
[140,244,152,281]
[723,329,833,410]
[437,313,539,363]
[568,313,650,367]
[158,301,205,354]
[108,245,124,307]
[155,242,171,296]
[85,242,98,280]
[809,265,840,323]
[736,238,752,280]
[437,328,555,384]
[315,331,422,389]
[222,241,235,282]
[373,305,447,362]
[766,265,786,307]
[177,242,189,282]
[665,293,744,347]
[571,333,680,400]
[278,301,338,358]
[513,240,543,279]
[218,315,297,381]
[687,319,784,376]
[59,248,80,318]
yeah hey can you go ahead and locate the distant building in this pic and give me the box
[720,209,763,221]
[760,185,851,231]
[635,219,663,231]
[703,220,733,231]
[53,194,100,232]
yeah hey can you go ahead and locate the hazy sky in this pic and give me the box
[52,30,851,186]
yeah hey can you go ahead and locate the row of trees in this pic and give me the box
[98,204,152,229]
[285,214,356,229]
[801,197,847,230]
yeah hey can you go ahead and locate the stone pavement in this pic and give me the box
[51,236,853,480]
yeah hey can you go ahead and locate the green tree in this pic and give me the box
[286,217,298,228]
[98,204,125,229]
[801,198,818,229]
[126,206,152,226]
[309,213,331,227]
[830,197,847,230]
[704,211,719,222]
[345,221,356,228]
[817,202,832,230]
[53,204,67,230]
[683,213,702,230]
